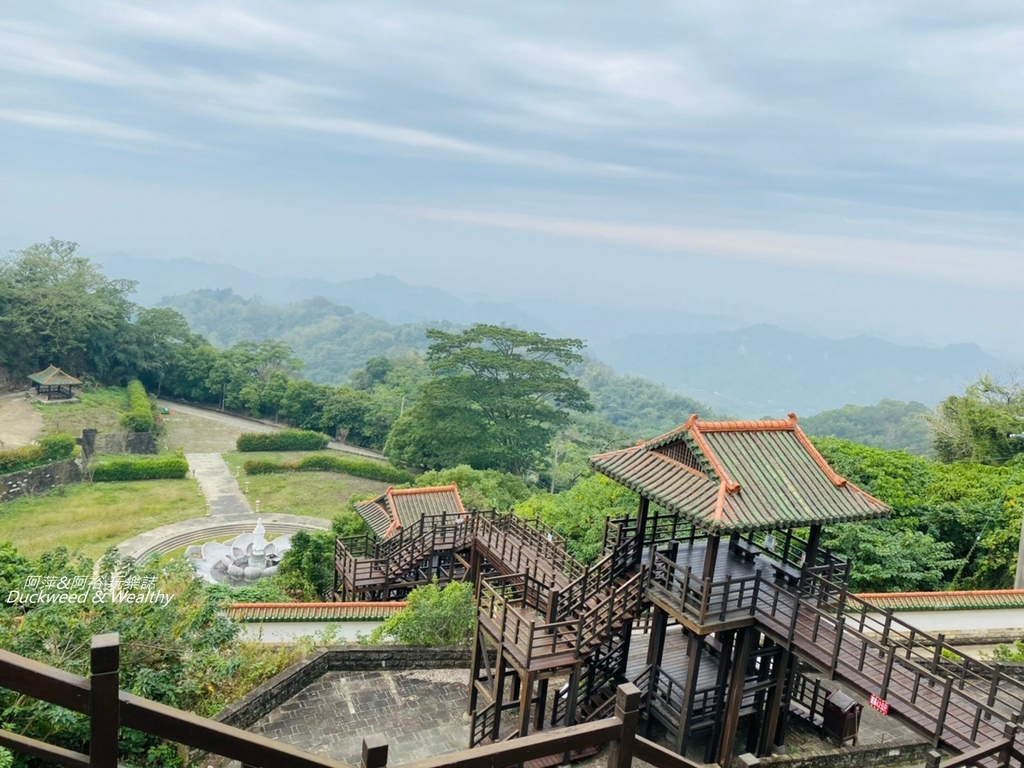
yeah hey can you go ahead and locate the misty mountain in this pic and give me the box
[591,325,1008,417]
[101,254,1012,418]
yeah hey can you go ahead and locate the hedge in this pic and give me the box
[120,380,155,433]
[0,434,77,475]
[92,457,189,482]
[243,454,412,484]
[236,430,329,452]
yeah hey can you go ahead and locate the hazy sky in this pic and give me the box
[1,2,1022,354]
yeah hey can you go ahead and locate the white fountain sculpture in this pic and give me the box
[185,518,292,585]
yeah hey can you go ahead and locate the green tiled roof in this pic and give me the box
[856,590,1024,612]
[28,365,82,386]
[354,484,466,539]
[590,414,890,533]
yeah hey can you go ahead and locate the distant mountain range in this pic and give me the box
[96,252,1013,418]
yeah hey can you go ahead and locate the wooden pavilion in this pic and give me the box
[27,365,82,400]
[588,413,890,763]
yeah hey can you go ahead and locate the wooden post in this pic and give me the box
[635,496,650,562]
[90,632,120,768]
[934,677,953,748]
[880,646,897,700]
[676,632,704,754]
[607,684,641,768]
[761,651,790,757]
[716,627,754,766]
[362,735,388,768]
[702,533,721,581]
[829,617,845,679]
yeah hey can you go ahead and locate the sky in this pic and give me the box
[1,2,1022,355]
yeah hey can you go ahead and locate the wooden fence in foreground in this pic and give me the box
[0,632,702,768]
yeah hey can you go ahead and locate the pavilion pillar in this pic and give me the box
[715,626,754,766]
[675,631,704,755]
[634,496,650,566]
[705,630,735,763]
[800,524,822,590]
[702,533,721,581]
[759,647,792,756]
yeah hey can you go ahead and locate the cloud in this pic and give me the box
[409,207,1024,290]
[0,108,194,149]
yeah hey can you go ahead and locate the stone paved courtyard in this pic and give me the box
[246,669,470,765]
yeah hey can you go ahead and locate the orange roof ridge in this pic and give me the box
[389,484,459,496]
[688,418,740,492]
[855,589,1024,599]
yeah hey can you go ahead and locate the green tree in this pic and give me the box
[0,239,136,376]
[385,325,591,475]
[367,580,475,647]
[929,375,1024,464]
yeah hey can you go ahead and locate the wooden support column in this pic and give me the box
[705,630,736,764]
[802,524,822,579]
[716,627,754,766]
[491,655,509,742]
[746,635,774,754]
[675,632,704,755]
[634,495,651,569]
[758,648,791,756]
[702,533,721,581]
[516,671,535,739]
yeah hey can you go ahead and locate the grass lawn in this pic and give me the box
[0,479,207,559]
[222,451,391,519]
[37,386,127,436]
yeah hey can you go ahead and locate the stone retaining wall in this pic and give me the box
[0,459,83,503]
[80,428,156,458]
[745,738,932,768]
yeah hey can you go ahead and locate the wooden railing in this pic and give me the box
[476,513,586,583]
[647,553,762,626]
[0,642,706,768]
[476,574,578,668]
[754,573,1024,757]
[604,513,704,553]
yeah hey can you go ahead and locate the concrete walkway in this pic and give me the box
[185,452,253,516]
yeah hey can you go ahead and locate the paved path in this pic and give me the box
[244,669,469,766]
[185,452,252,516]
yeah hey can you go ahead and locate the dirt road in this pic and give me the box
[157,399,387,460]
[0,390,44,448]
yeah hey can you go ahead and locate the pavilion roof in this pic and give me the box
[28,365,82,386]
[354,484,466,538]
[589,414,890,534]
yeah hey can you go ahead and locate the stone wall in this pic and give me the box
[213,646,472,731]
[744,738,932,768]
[0,459,83,503]
[79,428,157,458]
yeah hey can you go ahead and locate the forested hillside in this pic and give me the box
[799,400,933,455]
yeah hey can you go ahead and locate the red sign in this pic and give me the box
[870,694,890,715]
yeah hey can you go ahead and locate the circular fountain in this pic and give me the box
[185,518,293,585]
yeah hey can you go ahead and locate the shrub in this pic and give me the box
[120,380,155,433]
[236,430,329,452]
[367,580,475,647]
[0,445,45,474]
[242,453,412,483]
[92,457,189,482]
[242,459,289,475]
[39,433,77,461]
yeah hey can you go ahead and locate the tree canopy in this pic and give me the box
[385,325,592,475]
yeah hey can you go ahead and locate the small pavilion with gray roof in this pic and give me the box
[589,413,890,763]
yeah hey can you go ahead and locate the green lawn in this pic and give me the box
[0,479,207,558]
[38,386,127,436]
[222,451,391,519]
